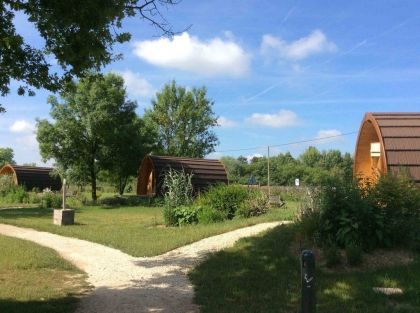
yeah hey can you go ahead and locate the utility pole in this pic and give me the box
[267,145,270,197]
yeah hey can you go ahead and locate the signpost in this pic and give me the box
[301,250,316,313]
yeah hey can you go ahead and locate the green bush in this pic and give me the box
[367,173,420,246]
[0,174,14,196]
[200,184,248,219]
[197,205,225,224]
[323,244,341,268]
[315,178,385,250]
[237,190,269,218]
[163,206,177,226]
[173,206,200,226]
[2,186,29,204]
[298,173,420,252]
[345,243,363,266]
[164,206,200,226]
[41,192,62,209]
[28,192,41,204]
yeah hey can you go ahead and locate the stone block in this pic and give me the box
[53,209,75,226]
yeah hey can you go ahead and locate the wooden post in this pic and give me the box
[267,146,270,197]
[62,178,66,209]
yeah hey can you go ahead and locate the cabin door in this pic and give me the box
[146,171,154,194]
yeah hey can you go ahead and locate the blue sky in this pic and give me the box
[2,0,420,164]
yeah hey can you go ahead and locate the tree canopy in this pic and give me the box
[37,73,153,200]
[144,80,219,158]
[221,147,353,186]
[1,0,181,113]
[0,147,15,167]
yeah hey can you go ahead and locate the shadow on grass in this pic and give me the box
[188,224,420,313]
[0,207,52,220]
[0,295,80,313]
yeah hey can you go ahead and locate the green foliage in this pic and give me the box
[2,186,29,204]
[298,173,420,252]
[345,243,363,266]
[0,174,14,195]
[221,147,353,186]
[0,147,14,167]
[197,205,225,224]
[37,73,152,201]
[173,206,200,226]
[366,173,420,246]
[40,192,62,209]
[323,244,341,268]
[200,184,249,219]
[144,81,219,158]
[0,0,178,112]
[163,169,194,226]
[237,190,269,218]
[163,168,194,208]
[97,195,164,207]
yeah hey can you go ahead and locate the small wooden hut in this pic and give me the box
[354,112,420,183]
[137,155,228,196]
[0,164,62,191]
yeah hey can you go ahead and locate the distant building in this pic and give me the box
[0,164,62,191]
[137,155,228,196]
[354,112,420,183]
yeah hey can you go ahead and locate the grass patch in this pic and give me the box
[0,235,90,313]
[0,202,298,257]
[189,224,420,313]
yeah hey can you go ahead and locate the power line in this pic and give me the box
[214,131,358,154]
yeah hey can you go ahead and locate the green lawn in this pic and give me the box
[0,235,90,313]
[0,202,297,257]
[189,224,420,313]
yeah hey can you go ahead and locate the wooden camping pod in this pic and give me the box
[137,155,228,196]
[354,112,420,183]
[0,164,62,191]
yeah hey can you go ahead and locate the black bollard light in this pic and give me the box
[301,250,315,313]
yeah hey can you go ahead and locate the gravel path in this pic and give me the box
[0,222,288,312]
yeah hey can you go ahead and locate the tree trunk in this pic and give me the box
[118,176,128,196]
[90,162,97,202]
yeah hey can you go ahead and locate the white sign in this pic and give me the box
[295,178,300,187]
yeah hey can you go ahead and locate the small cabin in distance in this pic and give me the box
[0,164,62,191]
[137,155,228,196]
[354,112,420,183]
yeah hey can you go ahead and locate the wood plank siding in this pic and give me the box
[354,112,420,183]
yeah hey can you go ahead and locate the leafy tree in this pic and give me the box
[0,147,15,167]
[144,81,219,158]
[300,146,323,168]
[37,73,151,201]
[101,116,154,195]
[1,0,181,113]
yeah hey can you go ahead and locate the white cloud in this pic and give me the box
[10,120,35,133]
[246,153,263,163]
[218,116,238,128]
[133,32,250,77]
[315,129,344,144]
[246,110,300,128]
[118,70,155,98]
[261,30,337,60]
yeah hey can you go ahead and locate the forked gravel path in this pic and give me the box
[0,221,288,313]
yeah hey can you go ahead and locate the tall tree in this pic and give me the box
[144,81,219,158]
[0,147,15,167]
[37,73,151,201]
[1,0,182,113]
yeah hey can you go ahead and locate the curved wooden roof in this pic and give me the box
[137,155,228,195]
[354,112,420,182]
[0,164,62,191]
